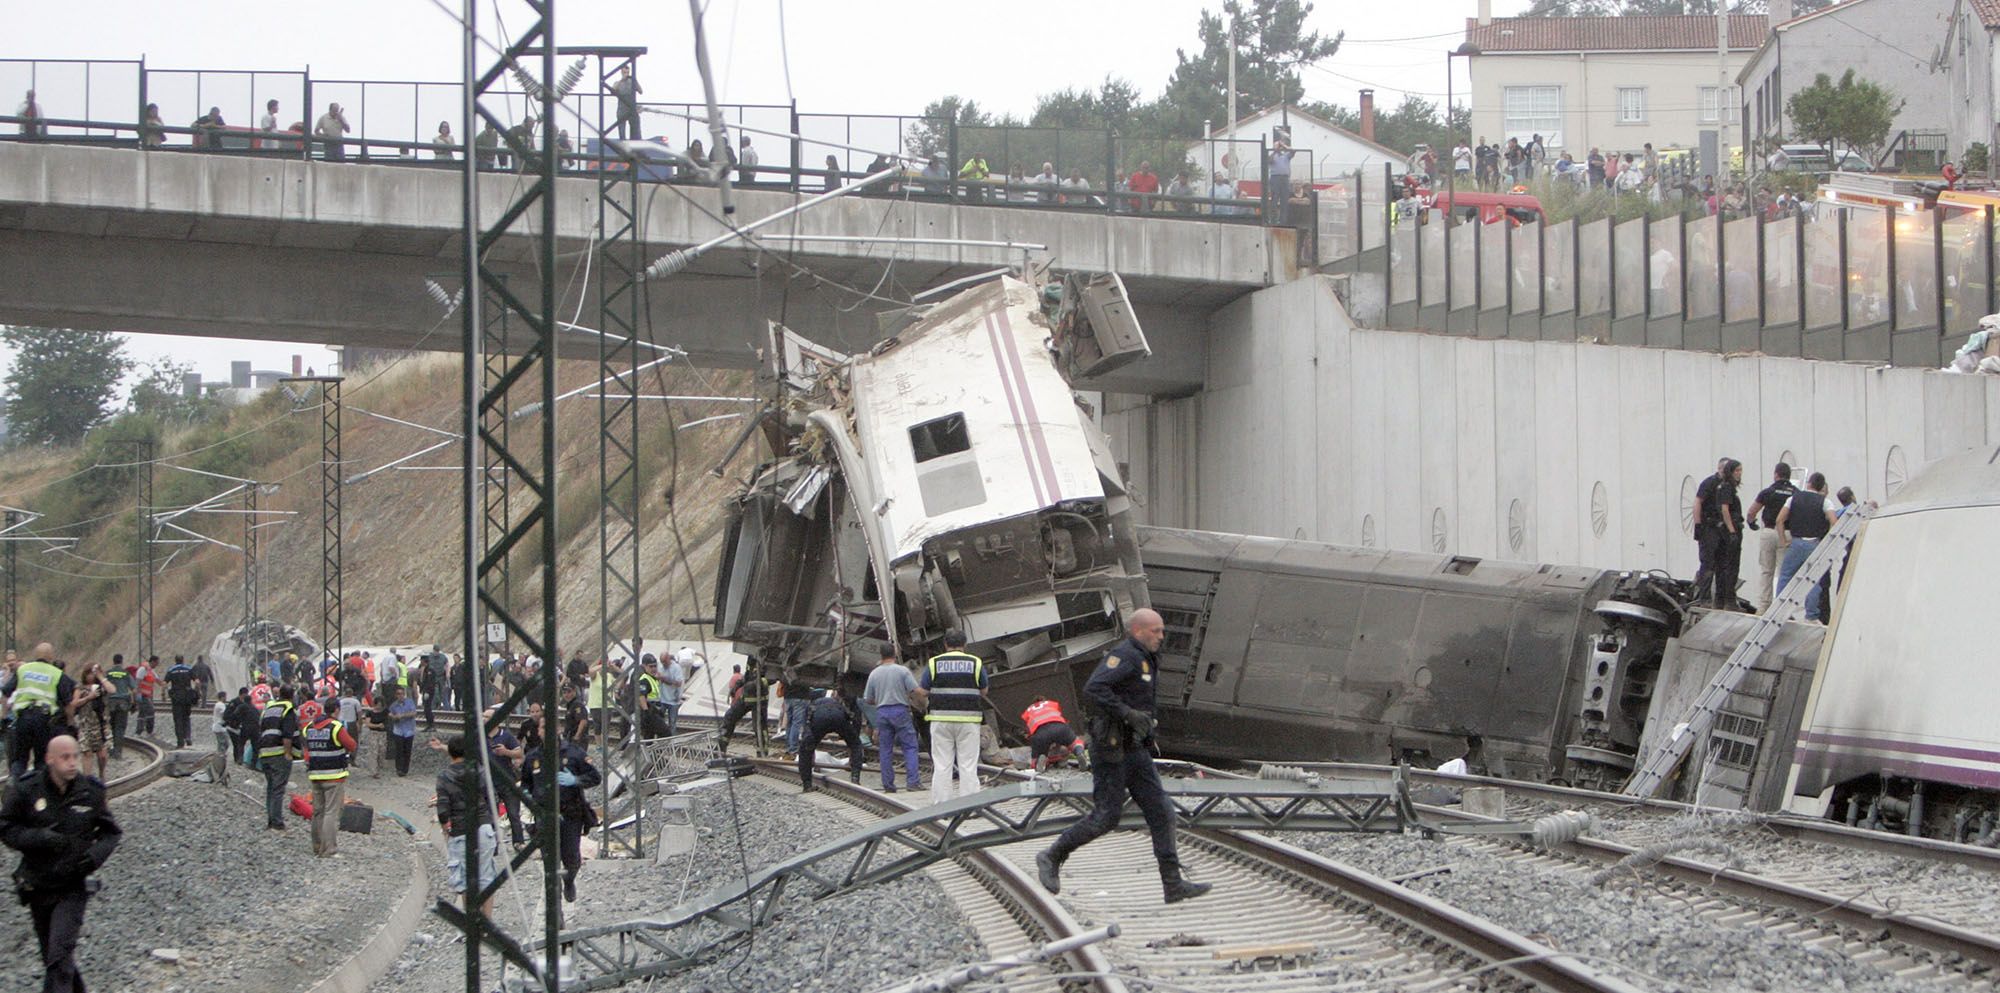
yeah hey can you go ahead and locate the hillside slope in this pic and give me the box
[0,352,759,666]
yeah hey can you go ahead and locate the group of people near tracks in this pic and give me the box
[732,611,1214,906]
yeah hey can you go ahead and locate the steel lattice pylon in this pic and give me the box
[538,772,1418,991]
[241,483,258,632]
[593,46,646,861]
[2,509,17,652]
[110,439,156,665]
[444,2,566,991]
[282,377,344,659]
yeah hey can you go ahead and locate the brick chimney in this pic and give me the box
[1359,89,1376,142]
[292,354,302,376]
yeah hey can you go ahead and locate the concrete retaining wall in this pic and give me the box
[1104,275,2000,578]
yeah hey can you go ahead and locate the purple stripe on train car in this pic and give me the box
[1797,730,2000,766]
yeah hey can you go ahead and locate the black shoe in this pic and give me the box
[1035,849,1062,894]
[801,782,816,793]
[883,785,897,793]
[562,876,576,902]
[1163,878,1213,904]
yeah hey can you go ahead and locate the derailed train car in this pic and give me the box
[985,527,1688,785]
[1783,444,2000,839]
[712,275,1154,689]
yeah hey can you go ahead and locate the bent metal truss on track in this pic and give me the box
[532,769,1416,991]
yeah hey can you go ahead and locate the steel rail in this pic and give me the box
[105,737,167,798]
[1264,760,2000,874]
[749,758,1125,993]
[1417,800,2000,978]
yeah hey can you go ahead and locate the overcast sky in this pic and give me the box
[7,0,1513,390]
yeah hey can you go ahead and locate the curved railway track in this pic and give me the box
[105,737,167,797]
[749,758,1645,993]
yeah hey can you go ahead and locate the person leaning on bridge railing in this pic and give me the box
[140,103,165,148]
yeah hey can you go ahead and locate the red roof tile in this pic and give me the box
[1464,14,1769,53]
[1970,0,2000,29]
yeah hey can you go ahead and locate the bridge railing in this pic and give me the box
[1334,164,1997,369]
[0,57,1319,232]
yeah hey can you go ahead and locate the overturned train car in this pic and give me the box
[983,527,1691,784]
[1784,444,2000,840]
[712,275,1153,690]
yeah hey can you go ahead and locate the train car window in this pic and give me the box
[909,413,970,463]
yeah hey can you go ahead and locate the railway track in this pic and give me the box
[748,758,1646,993]
[105,737,167,798]
[1237,763,2000,986]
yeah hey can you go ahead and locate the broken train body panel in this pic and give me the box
[713,277,1147,696]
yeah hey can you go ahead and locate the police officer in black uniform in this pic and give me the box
[1035,608,1212,904]
[0,733,120,993]
[797,676,867,791]
[164,655,198,748]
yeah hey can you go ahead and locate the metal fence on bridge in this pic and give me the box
[0,56,1326,235]
[1326,165,1996,370]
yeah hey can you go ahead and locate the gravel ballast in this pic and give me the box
[376,768,983,993]
[0,772,414,993]
[1280,825,1968,993]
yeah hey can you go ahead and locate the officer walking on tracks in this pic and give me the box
[0,734,120,993]
[4,644,75,782]
[1035,608,1212,904]
[921,630,988,805]
[256,686,301,830]
[299,700,357,856]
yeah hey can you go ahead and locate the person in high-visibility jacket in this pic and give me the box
[958,155,990,201]
[255,686,301,831]
[1019,698,1086,772]
[298,702,357,856]
[920,630,989,806]
[3,644,74,781]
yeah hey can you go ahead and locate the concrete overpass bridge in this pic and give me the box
[0,141,1301,394]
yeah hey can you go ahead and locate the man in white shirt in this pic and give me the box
[315,103,351,161]
[1033,162,1060,203]
[1452,141,1472,178]
[738,135,759,183]
[664,648,694,735]
[1058,169,1091,206]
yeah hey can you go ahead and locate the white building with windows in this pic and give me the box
[1941,0,2000,177]
[1739,0,1953,165]
[1463,7,1765,157]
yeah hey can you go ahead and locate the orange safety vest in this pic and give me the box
[1021,699,1066,736]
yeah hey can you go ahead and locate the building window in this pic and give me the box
[1502,85,1562,140]
[1617,87,1647,124]
[1696,86,1744,126]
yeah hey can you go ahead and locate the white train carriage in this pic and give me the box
[1784,444,2000,838]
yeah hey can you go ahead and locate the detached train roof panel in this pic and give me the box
[846,277,1104,562]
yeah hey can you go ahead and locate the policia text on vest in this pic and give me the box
[922,641,989,807]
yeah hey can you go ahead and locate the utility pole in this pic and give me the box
[1718,4,1731,176]
[111,438,156,665]
[1227,11,1237,140]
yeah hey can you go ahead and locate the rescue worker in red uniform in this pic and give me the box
[1020,699,1087,772]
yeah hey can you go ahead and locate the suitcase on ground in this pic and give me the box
[339,801,375,834]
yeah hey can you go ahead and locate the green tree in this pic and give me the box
[1151,0,1344,140]
[1786,69,1903,161]
[1370,96,1473,156]
[128,355,214,424]
[905,96,993,159]
[1,327,130,447]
